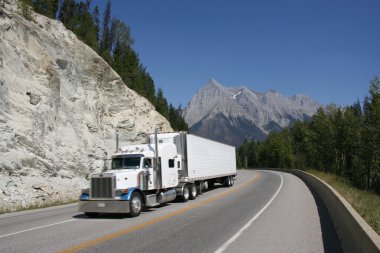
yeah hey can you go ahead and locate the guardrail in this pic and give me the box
[291,169,380,253]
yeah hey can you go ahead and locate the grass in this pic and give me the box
[0,198,78,215]
[306,169,380,235]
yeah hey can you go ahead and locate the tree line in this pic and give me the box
[237,78,380,195]
[17,0,188,131]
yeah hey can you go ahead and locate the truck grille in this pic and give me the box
[90,176,115,198]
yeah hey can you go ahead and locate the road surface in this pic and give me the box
[0,170,342,253]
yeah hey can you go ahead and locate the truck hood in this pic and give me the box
[105,169,140,189]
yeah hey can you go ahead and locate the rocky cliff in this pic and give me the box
[184,79,321,146]
[0,1,172,211]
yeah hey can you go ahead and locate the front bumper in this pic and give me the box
[78,200,130,214]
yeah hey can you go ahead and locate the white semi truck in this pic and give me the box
[79,131,236,217]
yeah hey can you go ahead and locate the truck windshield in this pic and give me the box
[111,157,141,170]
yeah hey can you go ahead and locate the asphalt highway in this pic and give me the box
[0,170,342,253]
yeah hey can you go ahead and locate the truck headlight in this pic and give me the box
[80,192,89,200]
[116,188,129,196]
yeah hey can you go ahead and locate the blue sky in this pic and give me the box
[91,0,380,107]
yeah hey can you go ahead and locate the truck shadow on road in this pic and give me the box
[72,185,226,220]
[71,203,172,219]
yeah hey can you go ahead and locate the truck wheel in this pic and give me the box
[85,212,98,218]
[224,176,232,187]
[208,180,215,189]
[180,184,190,202]
[223,177,228,187]
[203,181,209,191]
[189,184,197,200]
[231,177,235,186]
[129,192,143,217]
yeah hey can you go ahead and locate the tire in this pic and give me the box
[196,182,203,195]
[223,177,228,187]
[189,184,197,200]
[231,177,235,186]
[180,184,190,202]
[129,192,143,217]
[224,176,232,187]
[208,180,215,189]
[203,181,209,191]
[84,212,98,218]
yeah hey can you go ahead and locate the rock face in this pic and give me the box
[184,79,321,146]
[0,1,172,211]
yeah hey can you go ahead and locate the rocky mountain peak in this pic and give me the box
[184,79,321,146]
[207,78,224,88]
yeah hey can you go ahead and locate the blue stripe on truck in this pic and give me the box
[120,188,139,201]
[80,193,89,200]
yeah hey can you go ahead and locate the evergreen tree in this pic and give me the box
[168,104,188,131]
[92,5,100,45]
[32,0,58,19]
[291,121,310,169]
[75,1,98,51]
[19,0,33,20]
[309,107,336,172]
[99,0,112,63]
[110,18,133,50]
[362,77,380,191]
[58,0,76,30]
[155,88,169,120]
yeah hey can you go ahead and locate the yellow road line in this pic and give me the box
[57,172,261,253]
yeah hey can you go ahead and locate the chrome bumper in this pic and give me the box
[78,200,130,214]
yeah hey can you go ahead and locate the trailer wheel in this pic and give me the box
[224,176,232,187]
[223,177,228,187]
[85,212,98,218]
[231,177,235,186]
[203,181,209,191]
[208,180,215,189]
[180,184,190,202]
[189,184,197,200]
[129,192,143,217]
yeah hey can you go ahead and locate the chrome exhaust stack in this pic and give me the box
[154,128,162,190]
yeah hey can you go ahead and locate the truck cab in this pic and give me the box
[79,142,180,217]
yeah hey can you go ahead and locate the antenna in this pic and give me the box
[115,129,119,152]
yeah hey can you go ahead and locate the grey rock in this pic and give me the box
[184,79,321,146]
[0,1,172,211]
[26,92,41,105]
[86,123,98,133]
[56,58,67,70]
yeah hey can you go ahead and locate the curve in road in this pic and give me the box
[0,170,342,253]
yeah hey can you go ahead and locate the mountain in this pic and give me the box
[184,79,321,146]
[0,1,172,211]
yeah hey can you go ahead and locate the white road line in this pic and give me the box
[0,219,75,239]
[215,171,284,253]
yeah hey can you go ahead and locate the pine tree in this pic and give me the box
[92,5,100,46]
[99,0,112,63]
[19,0,33,20]
[155,88,169,120]
[58,0,76,30]
[362,77,380,191]
[32,0,58,19]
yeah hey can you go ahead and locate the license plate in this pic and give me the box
[97,202,106,208]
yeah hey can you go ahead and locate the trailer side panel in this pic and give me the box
[186,134,236,180]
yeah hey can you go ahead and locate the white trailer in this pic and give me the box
[79,131,236,217]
